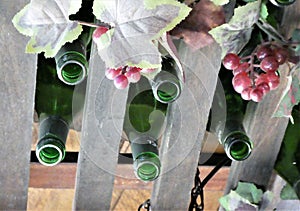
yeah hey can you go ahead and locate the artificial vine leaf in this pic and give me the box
[280,184,299,200]
[219,182,265,211]
[210,0,229,5]
[12,0,83,57]
[273,65,300,122]
[170,0,225,50]
[92,0,191,69]
[209,0,261,58]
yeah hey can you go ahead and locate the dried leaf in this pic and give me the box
[170,0,225,50]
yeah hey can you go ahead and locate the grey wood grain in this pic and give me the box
[151,42,222,210]
[223,66,290,194]
[73,46,128,210]
[0,0,37,209]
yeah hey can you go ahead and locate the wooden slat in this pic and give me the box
[151,42,222,210]
[73,45,128,210]
[0,0,37,209]
[223,1,300,197]
[223,65,290,194]
[29,163,229,190]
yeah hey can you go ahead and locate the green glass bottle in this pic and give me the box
[54,0,93,85]
[275,109,300,199]
[35,54,86,166]
[211,72,253,161]
[150,56,182,104]
[123,77,168,181]
[270,0,295,7]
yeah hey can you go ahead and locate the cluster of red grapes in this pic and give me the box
[105,66,156,89]
[222,44,289,102]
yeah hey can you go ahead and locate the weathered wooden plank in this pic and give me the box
[223,66,290,195]
[29,163,229,190]
[73,45,128,210]
[0,0,37,209]
[151,41,222,210]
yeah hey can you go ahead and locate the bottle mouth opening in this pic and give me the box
[155,81,180,103]
[36,139,65,166]
[134,153,161,181]
[56,53,88,85]
[226,138,252,161]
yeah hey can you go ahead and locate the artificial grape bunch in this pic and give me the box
[222,43,289,102]
[105,66,156,89]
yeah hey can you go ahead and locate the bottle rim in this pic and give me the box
[56,53,88,85]
[36,138,65,166]
[153,80,181,104]
[224,136,253,161]
[269,0,295,6]
[133,153,161,182]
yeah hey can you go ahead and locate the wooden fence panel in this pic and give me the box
[73,46,128,210]
[0,0,37,209]
[151,42,222,210]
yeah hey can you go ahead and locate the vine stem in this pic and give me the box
[76,20,111,29]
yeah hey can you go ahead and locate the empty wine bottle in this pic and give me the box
[210,72,253,161]
[54,0,93,85]
[150,56,182,104]
[35,54,86,166]
[123,77,168,181]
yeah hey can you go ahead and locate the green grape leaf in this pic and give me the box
[12,0,82,57]
[260,2,268,20]
[219,182,264,211]
[92,0,191,69]
[292,29,300,56]
[209,0,261,58]
[273,64,300,123]
[280,183,299,200]
[210,0,229,6]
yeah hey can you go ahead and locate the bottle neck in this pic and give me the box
[151,57,182,103]
[131,136,160,181]
[36,115,69,166]
[55,40,88,85]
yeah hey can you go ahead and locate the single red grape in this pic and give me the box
[256,45,273,60]
[233,62,250,76]
[250,88,264,102]
[223,53,240,70]
[266,73,280,90]
[125,67,141,83]
[257,82,270,95]
[105,67,122,80]
[232,72,252,93]
[274,47,289,65]
[241,87,253,101]
[114,74,128,89]
[260,56,279,72]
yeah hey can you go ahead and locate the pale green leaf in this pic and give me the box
[209,1,261,58]
[260,2,268,20]
[281,183,299,200]
[12,0,82,57]
[210,0,229,6]
[92,0,191,68]
[273,64,300,122]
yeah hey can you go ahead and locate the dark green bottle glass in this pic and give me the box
[35,54,86,166]
[124,77,168,181]
[54,0,93,85]
[150,56,182,104]
[275,109,300,199]
[270,0,295,7]
[211,73,253,161]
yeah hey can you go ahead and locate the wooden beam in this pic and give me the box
[29,163,229,190]
[151,41,222,210]
[0,0,37,209]
[72,45,128,210]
